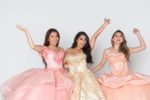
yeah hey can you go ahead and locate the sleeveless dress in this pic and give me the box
[65,52,105,100]
[99,49,150,100]
[0,46,74,100]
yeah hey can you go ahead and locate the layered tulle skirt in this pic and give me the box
[0,68,74,100]
[70,69,105,100]
[99,71,150,100]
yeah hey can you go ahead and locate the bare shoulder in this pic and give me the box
[66,48,73,54]
[35,45,45,48]
[34,45,45,52]
[58,47,64,51]
[105,47,111,51]
[104,47,112,54]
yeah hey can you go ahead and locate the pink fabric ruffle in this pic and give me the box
[99,71,150,88]
[0,68,74,96]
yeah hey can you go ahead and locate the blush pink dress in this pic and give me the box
[98,49,150,100]
[0,46,74,100]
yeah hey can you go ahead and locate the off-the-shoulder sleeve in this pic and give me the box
[104,48,110,58]
[39,46,48,57]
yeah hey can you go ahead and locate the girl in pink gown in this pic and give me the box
[0,25,74,100]
[92,28,150,100]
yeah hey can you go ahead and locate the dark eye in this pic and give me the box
[55,35,58,38]
[51,35,54,38]
[80,38,83,40]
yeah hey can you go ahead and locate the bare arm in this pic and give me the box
[16,24,43,52]
[64,61,70,68]
[91,49,108,73]
[63,57,70,68]
[90,18,110,50]
[129,28,146,54]
[63,48,71,68]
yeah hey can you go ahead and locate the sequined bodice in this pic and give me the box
[65,52,87,73]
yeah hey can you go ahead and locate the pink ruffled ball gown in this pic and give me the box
[0,46,74,100]
[98,49,150,100]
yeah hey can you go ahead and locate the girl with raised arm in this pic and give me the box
[0,25,74,100]
[64,19,110,100]
[92,28,150,100]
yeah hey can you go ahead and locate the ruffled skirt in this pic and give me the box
[0,68,74,100]
[99,71,150,100]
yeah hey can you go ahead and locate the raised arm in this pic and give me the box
[91,49,108,73]
[90,18,110,50]
[16,24,43,52]
[129,28,146,54]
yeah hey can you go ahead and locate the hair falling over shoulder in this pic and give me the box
[111,30,130,61]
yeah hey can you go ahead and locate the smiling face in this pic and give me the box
[112,32,123,45]
[71,31,93,63]
[44,28,60,47]
[72,31,90,50]
[76,34,87,49]
[111,30,130,60]
[48,32,59,46]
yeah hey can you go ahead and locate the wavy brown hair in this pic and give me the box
[111,30,130,61]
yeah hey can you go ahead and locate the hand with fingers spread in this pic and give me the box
[104,18,111,25]
[133,28,140,35]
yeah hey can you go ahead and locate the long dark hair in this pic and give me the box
[44,28,60,46]
[111,30,130,61]
[71,31,93,63]
[43,28,60,67]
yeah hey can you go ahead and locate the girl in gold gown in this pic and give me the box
[64,19,110,100]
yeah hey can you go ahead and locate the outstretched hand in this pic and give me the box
[133,28,140,35]
[104,18,110,25]
[16,24,28,32]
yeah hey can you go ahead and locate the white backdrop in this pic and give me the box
[0,0,150,85]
